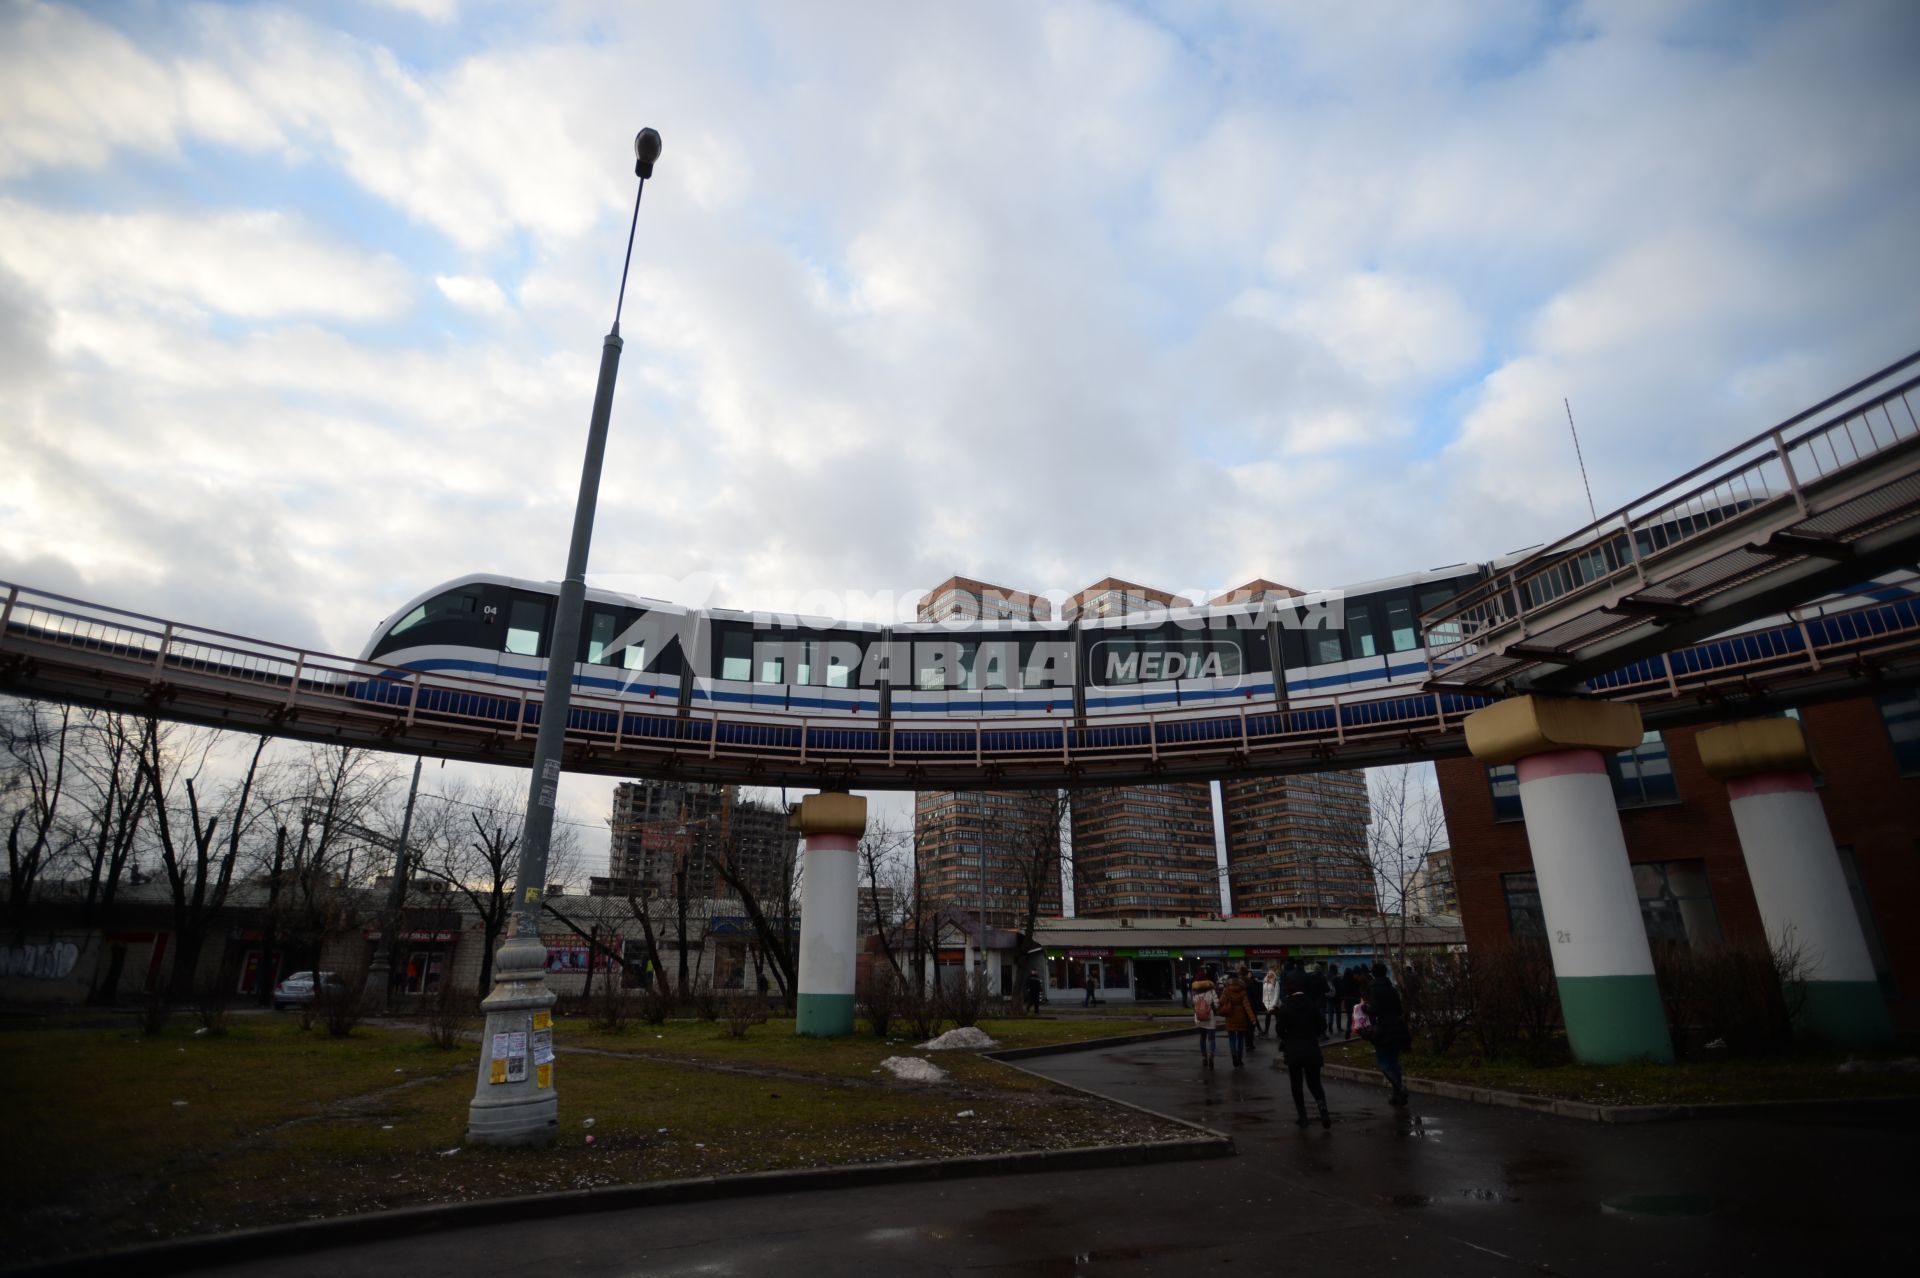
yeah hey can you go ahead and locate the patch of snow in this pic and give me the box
[880,1055,950,1083]
[920,1027,1000,1051]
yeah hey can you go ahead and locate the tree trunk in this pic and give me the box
[90,941,128,1006]
[167,928,207,1002]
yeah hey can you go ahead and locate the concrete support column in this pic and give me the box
[1697,719,1892,1046]
[792,792,866,1037]
[1466,696,1673,1064]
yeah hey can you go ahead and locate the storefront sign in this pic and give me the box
[1063,948,1111,958]
[362,928,459,943]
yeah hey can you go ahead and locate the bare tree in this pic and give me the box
[1355,764,1450,970]
[138,723,272,998]
[1008,789,1071,990]
[413,778,578,996]
[858,815,913,988]
[709,818,801,1008]
[269,744,398,986]
[1,697,76,920]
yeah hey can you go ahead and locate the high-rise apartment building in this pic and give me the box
[913,576,1063,932]
[1070,782,1221,916]
[1403,849,1458,918]
[914,789,1063,930]
[594,779,797,906]
[1064,577,1219,917]
[919,574,1053,623]
[1062,577,1192,622]
[1220,771,1376,917]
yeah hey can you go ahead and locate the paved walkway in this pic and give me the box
[218,1034,1912,1277]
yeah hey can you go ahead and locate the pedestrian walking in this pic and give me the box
[1336,966,1360,1037]
[1218,970,1255,1067]
[1324,965,1341,1036]
[1024,970,1042,1014]
[1274,974,1332,1128]
[1179,969,1191,1008]
[1191,975,1218,1069]
[1361,961,1412,1106]
[1261,967,1281,1038]
[1238,965,1262,1053]
[1082,969,1097,1008]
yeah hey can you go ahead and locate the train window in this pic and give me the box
[820,639,863,688]
[972,640,1018,690]
[1020,636,1070,689]
[390,590,477,637]
[586,612,645,669]
[758,646,785,684]
[1345,604,1377,658]
[720,628,752,681]
[1310,628,1343,665]
[504,598,546,656]
[1385,598,1418,652]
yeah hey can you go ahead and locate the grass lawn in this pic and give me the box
[1324,1038,1920,1106]
[0,1009,1188,1265]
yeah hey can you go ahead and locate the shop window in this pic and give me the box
[1876,690,1920,776]
[1609,731,1678,807]
[1487,763,1523,822]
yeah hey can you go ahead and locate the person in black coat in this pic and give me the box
[1238,965,1263,1052]
[1363,961,1412,1106]
[1274,975,1331,1128]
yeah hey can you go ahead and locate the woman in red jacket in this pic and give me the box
[1217,972,1256,1068]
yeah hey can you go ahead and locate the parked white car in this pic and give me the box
[272,970,348,1010]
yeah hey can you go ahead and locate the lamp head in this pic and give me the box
[634,128,663,179]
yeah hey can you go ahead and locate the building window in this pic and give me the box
[1876,690,1920,776]
[1633,860,1721,947]
[1609,731,1678,807]
[1501,872,1545,939]
[1487,764,1524,822]
[1504,861,1721,948]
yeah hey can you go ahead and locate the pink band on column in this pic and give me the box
[1516,748,1607,785]
[1727,771,1816,801]
[806,833,858,852]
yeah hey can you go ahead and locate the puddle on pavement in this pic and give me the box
[1027,1244,1185,1274]
[1502,1150,1574,1187]
[1601,1193,1714,1218]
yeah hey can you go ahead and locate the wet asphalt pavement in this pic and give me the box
[220,1034,1913,1276]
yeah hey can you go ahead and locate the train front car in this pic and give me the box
[357,574,693,736]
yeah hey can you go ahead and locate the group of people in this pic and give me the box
[1189,959,1412,1127]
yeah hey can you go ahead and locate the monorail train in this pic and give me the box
[357,557,1524,736]
[357,533,1920,752]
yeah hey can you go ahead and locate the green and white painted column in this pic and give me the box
[1696,718,1892,1046]
[793,791,866,1037]
[1465,696,1673,1064]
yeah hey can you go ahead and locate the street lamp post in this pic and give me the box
[467,128,662,1147]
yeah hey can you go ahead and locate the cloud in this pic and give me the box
[435,273,510,317]
[0,0,1917,670]
[0,200,413,322]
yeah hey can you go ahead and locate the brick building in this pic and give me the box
[1434,691,1920,1030]
[913,576,1063,933]
[1220,770,1376,918]
[914,789,1062,930]
[1071,782,1220,917]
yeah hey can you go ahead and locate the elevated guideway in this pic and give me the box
[1422,351,1920,696]
[3,578,1916,791]
[5,350,1919,790]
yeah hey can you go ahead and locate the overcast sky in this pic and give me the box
[3,0,1918,874]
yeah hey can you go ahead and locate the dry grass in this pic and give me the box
[0,1009,1187,1266]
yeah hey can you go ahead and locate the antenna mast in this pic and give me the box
[1565,398,1598,524]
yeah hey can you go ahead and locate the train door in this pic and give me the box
[495,591,551,688]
